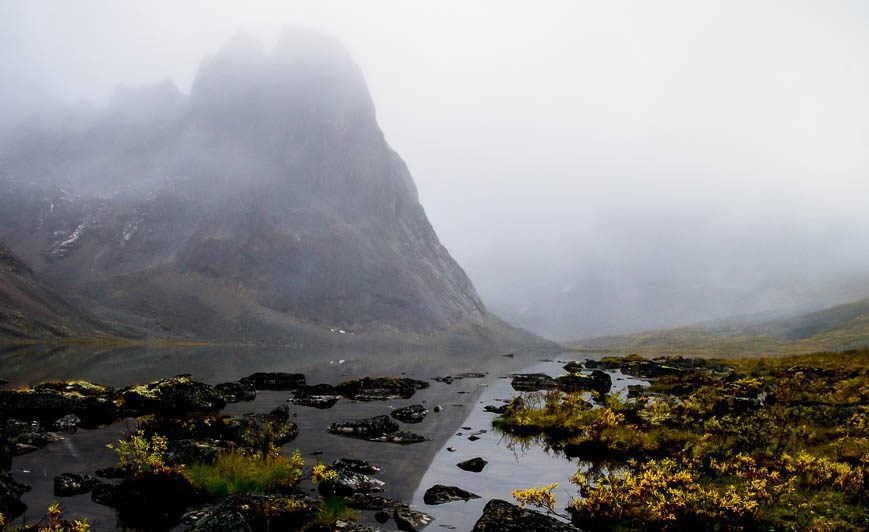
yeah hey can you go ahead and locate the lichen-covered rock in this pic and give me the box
[336,377,429,401]
[391,404,428,424]
[472,499,577,531]
[53,472,99,496]
[239,372,305,391]
[510,373,557,392]
[121,375,225,415]
[457,457,488,472]
[423,484,480,505]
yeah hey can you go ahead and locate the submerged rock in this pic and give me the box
[391,404,428,424]
[239,372,306,391]
[472,499,577,531]
[121,375,225,415]
[423,484,480,505]
[457,457,488,472]
[53,473,99,497]
[336,377,429,401]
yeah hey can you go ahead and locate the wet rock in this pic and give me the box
[0,472,29,519]
[115,470,200,529]
[510,373,557,392]
[424,484,480,505]
[214,381,256,403]
[239,372,306,391]
[433,405,442,413]
[562,361,584,373]
[336,377,429,401]
[333,458,382,475]
[483,404,507,414]
[52,414,81,433]
[329,415,399,438]
[289,384,341,409]
[346,493,404,511]
[319,469,385,497]
[394,506,433,532]
[122,375,225,415]
[182,492,316,531]
[468,435,481,442]
[167,439,231,466]
[472,499,578,531]
[457,457,488,472]
[91,482,117,507]
[53,473,98,496]
[0,387,119,427]
[224,406,299,448]
[95,465,132,479]
[391,404,428,424]
[556,370,612,394]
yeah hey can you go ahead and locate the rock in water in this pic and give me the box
[457,457,488,472]
[391,404,428,423]
[53,473,99,497]
[0,30,489,343]
[423,484,481,505]
[472,499,578,531]
[121,375,225,414]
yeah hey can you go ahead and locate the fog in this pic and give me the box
[2,1,868,340]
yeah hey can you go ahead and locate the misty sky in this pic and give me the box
[2,1,868,339]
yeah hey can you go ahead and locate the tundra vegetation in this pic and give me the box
[498,349,868,530]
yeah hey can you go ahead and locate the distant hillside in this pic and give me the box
[0,242,112,339]
[569,296,869,357]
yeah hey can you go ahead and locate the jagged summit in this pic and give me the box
[0,33,493,342]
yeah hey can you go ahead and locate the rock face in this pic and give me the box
[0,30,487,342]
[0,242,110,339]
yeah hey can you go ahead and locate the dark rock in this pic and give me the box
[239,372,306,391]
[121,375,225,415]
[289,384,341,409]
[115,470,201,529]
[0,472,29,519]
[91,482,117,507]
[627,384,645,398]
[483,404,507,414]
[424,484,480,505]
[166,438,231,466]
[52,414,81,433]
[346,493,404,511]
[468,435,480,442]
[433,405,443,413]
[371,430,429,444]
[394,506,433,532]
[95,465,132,479]
[214,381,256,403]
[336,377,430,401]
[457,457,488,472]
[472,499,577,531]
[182,492,316,531]
[375,511,390,523]
[319,469,385,497]
[0,388,119,427]
[54,473,99,497]
[391,404,428,424]
[502,353,515,358]
[556,370,612,394]
[333,458,383,475]
[510,373,557,392]
[33,380,113,397]
[433,376,454,384]
[224,407,299,448]
[329,415,399,438]
[562,361,584,373]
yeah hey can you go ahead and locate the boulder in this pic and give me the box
[556,370,612,394]
[239,372,306,391]
[318,469,385,497]
[121,375,225,415]
[393,506,433,532]
[391,404,428,424]
[53,473,99,496]
[52,414,82,433]
[423,484,480,505]
[472,499,577,531]
[224,406,298,448]
[214,382,256,403]
[510,374,557,392]
[336,377,429,401]
[289,384,341,409]
[457,457,488,472]
[562,361,584,373]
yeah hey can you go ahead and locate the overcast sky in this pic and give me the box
[3,1,868,339]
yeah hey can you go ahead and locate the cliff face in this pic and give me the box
[0,32,487,342]
[0,242,110,339]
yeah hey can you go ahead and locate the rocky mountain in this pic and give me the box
[0,242,110,339]
[0,31,519,346]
